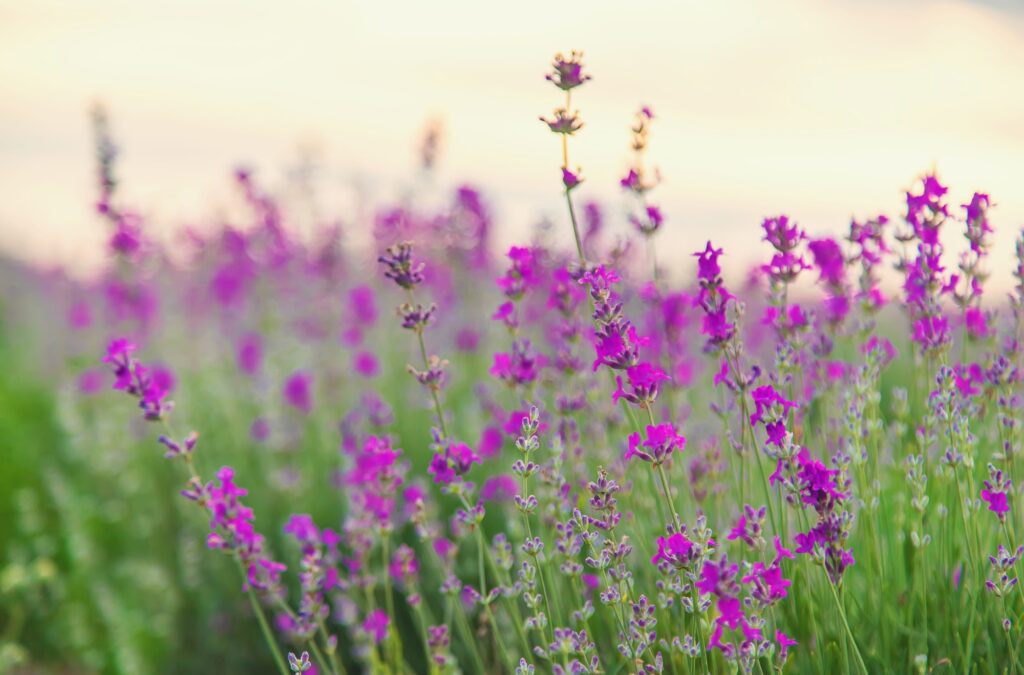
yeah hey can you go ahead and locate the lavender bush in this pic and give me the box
[2,52,1023,674]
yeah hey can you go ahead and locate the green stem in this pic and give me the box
[825,574,868,675]
[235,556,290,675]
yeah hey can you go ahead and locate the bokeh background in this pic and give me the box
[2,0,1024,288]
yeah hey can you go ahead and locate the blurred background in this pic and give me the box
[2,0,1024,288]
[6,0,1024,288]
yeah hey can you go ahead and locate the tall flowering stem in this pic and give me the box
[541,51,590,262]
[378,241,517,671]
[895,172,954,360]
[620,106,665,281]
[954,192,994,348]
[694,241,780,535]
[102,339,294,675]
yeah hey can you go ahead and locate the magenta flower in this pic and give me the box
[544,51,591,91]
[749,384,796,445]
[694,241,724,281]
[496,246,538,301]
[807,237,845,287]
[345,436,400,486]
[389,545,420,584]
[481,474,518,503]
[353,351,380,378]
[562,167,583,190]
[982,464,1012,521]
[742,560,791,604]
[428,442,480,485]
[205,466,286,592]
[620,169,642,192]
[476,426,503,459]
[283,371,313,415]
[363,609,390,644]
[726,505,766,549]
[912,315,950,351]
[102,339,174,421]
[236,333,263,376]
[491,340,547,387]
[378,242,425,290]
[964,307,990,339]
[612,362,668,407]
[773,536,795,561]
[348,285,379,325]
[776,631,798,661]
[651,531,696,567]
[625,423,685,465]
[146,366,175,404]
[283,514,321,548]
[981,489,1009,517]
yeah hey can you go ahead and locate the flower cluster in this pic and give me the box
[580,266,667,407]
[102,338,174,421]
[897,173,954,353]
[693,241,737,352]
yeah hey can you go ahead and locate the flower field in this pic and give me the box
[3,52,1023,675]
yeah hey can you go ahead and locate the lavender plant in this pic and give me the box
[3,50,1024,675]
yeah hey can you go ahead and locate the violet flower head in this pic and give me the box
[428,441,480,485]
[481,474,519,503]
[102,338,175,421]
[906,172,949,230]
[776,631,798,662]
[963,192,993,254]
[496,246,539,302]
[389,544,420,585]
[762,214,805,253]
[693,241,738,351]
[562,167,583,191]
[650,531,698,568]
[808,237,846,287]
[749,384,796,446]
[348,285,379,325]
[362,609,390,644]
[762,215,808,284]
[283,371,313,415]
[726,504,767,549]
[236,332,264,376]
[378,242,425,290]
[545,50,591,91]
[612,362,668,408]
[742,559,791,606]
[206,466,286,592]
[625,422,685,466]
[981,463,1012,521]
[540,108,583,136]
[491,340,548,388]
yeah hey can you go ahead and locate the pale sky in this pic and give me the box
[2,0,1023,288]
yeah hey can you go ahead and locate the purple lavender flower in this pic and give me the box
[428,442,480,485]
[362,609,390,644]
[102,338,174,421]
[283,371,313,415]
[981,463,1012,521]
[544,51,591,91]
[625,423,685,466]
[378,242,425,290]
[236,332,264,376]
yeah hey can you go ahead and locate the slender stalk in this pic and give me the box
[235,555,290,675]
[825,574,868,675]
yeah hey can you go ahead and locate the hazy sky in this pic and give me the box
[2,0,1023,286]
